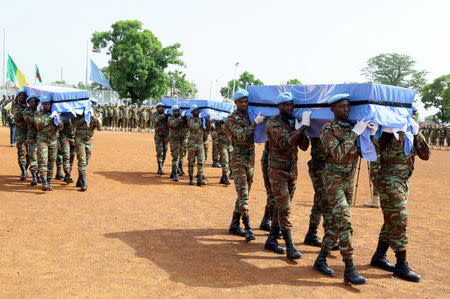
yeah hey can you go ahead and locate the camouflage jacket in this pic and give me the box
[153,112,169,135]
[376,132,430,177]
[112,106,119,118]
[11,100,27,134]
[73,113,100,142]
[216,121,230,145]
[266,114,309,167]
[131,108,138,120]
[187,117,204,144]
[320,120,359,172]
[309,137,326,163]
[60,119,75,139]
[22,107,38,140]
[35,111,63,141]
[168,115,186,140]
[225,110,255,155]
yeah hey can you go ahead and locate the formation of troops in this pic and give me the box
[1,88,440,285]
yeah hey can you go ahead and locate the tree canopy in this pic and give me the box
[91,20,184,105]
[285,78,302,85]
[167,70,198,98]
[361,53,427,89]
[220,71,264,99]
[420,74,450,123]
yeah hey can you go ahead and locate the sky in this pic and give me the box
[1,0,449,119]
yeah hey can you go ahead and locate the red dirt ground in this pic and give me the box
[0,127,449,298]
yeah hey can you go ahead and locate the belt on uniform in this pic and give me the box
[233,147,254,156]
[268,159,294,172]
[324,165,355,178]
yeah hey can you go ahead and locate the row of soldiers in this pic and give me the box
[420,123,449,149]
[11,90,100,191]
[99,103,155,132]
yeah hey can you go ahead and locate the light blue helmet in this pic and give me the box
[275,92,293,105]
[40,95,52,103]
[15,89,26,97]
[412,103,418,112]
[90,98,98,104]
[233,90,249,101]
[327,93,350,105]
[26,95,40,103]
[156,102,163,108]
[171,104,180,111]
[190,104,198,112]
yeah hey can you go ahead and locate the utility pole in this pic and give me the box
[2,29,5,88]
[232,62,239,96]
[85,40,89,89]
[60,66,63,83]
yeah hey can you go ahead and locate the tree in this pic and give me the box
[420,74,450,123]
[167,70,198,98]
[91,20,184,105]
[220,71,264,99]
[361,53,427,89]
[285,78,302,85]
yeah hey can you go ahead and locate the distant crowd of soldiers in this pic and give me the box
[98,103,155,132]
[420,123,450,149]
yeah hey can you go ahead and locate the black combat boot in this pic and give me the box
[264,225,285,254]
[281,229,302,260]
[188,175,194,185]
[19,164,27,181]
[178,162,185,175]
[222,173,231,185]
[332,243,339,251]
[64,170,73,184]
[212,161,221,168]
[259,206,271,232]
[314,249,335,277]
[229,171,234,179]
[172,167,179,182]
[344,258,368,285]
[228,212,245,237]
[55,165,63,180]
[370,240,395,272]
[37,172,43,184]
[41,177,49,191]
[76,172,82,187]
[196,175,206,186]
[393,251,420,282]
[241,215,256,242]
[157,162,165,175]
[30,172,38,186]
[47,178,53,191]
[304,225,322,247]
[80,174,88,191]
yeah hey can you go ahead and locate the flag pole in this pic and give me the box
[35,64,36,83]
[2,29,5,88]
[85,40,88,89]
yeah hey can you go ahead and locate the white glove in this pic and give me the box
[367,122,379,136]
[295,119,302,130]
[199,112,202,118]
[351,118,370,136]
[49,111,59,119]
[410,118,419,135]
[164,109,168,115]
[181,111,186,117]
[301,110,312,127]
[254,112,265,125]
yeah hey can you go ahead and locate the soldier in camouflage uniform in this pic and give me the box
[216,119,231,185]
[178,111,189,176]
[226,90,265,242]
[446,124,450,149]
[186,105,206,186]
[153,103,169,174]
[313,94,368,285]
[430,125,438,147]
[22,95,40,186]
[130,104,138,132]
[168,105,187,182]
[56,119,76,184]
[73,99,101,191]
[438,124,446,148]
[35,96,63,191]
[111,104,119,131]
[265,92,309,259]
[211,125,221,168]
[139,106,148,132]
[203,119,211,162]
[11,90,29,180]
[369,117,430,282]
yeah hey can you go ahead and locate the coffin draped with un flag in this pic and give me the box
[246,83,416,161]
[162,98,233,119]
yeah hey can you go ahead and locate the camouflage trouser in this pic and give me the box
[308,160,329,229]
[187,143,205,176]
[76,137,93,174]
[131,118,137,129]
[321,169,355,259]
[180,134,189,161]
[203,133,209,162]
[27,137,38,172]
[261,152,277,225]
[37,138,58,178]
[15,133,28,166]
[139,119,146,129]
[218,142,230,174]
[230,151,255,216]
[170,137,183,172]
[57,137,75,172]
[212,132,220,162]
[439,137,445,146]
[112,117,118,129]
[268,166,297,230]
[154,133,169,164]
[376,174,409,252]
[370,161,379,196]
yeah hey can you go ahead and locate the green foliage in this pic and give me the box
[285,78,302,85]
[361,53,427,89]
[420,74,450,123]
[91,20,184,105]
[220,71,264,99]
[167,70,198,98]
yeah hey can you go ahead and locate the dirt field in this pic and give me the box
[0,126,449,298]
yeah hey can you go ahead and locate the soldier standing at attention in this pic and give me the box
[260,141,276,233]
[168,105,187,182]
[35,96,63,191]
[265,92,310,259]
[11,90,29,180]
[178,109,189,176]
[153,103,169,174]
[186,105,206,186]
[226,90,265,242]
[211,125,221,168]
[369,114,430,282]
[216,119,231,185]
[22,95,40,186]
[73,98,101,191]
[312,94,369,285]
[112,103,119,131]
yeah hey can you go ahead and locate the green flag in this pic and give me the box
[36,65,42,83]
[7,54,29,88]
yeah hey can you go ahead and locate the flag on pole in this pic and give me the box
[89,59,111,89]
[35,65,42,83]
[6,54,29,88]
